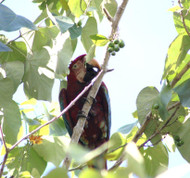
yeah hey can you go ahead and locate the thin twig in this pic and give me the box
[0,120,9,177]
[63,0,129,170]
[138,106,180,149]
[0,0,5,3]
[109,111,152,170]
[171,61,190,88]
[178,0,190,37]
[103,8,113,22]
[109,101,181,170]
[9,71,102,152]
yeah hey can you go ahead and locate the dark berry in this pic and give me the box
[114,39,119,44]
[119,40,125,48]
[114,45,120,52]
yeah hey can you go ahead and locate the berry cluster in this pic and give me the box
[174,135,184,147]
[108,39,125,56]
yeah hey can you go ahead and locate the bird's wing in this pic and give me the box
[59,88,73,137]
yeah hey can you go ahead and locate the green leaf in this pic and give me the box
[85,44,96,63]
[69,23,82,39]
[154,83,172,120]
[174,79,190,107]
[49,119,67,136]
[0,41,27,64]
[81,17,98,52]
[54,16,74,33]
[33,136,67,167]
[140,142,168,177]
[106,132,126,161]
[182,0,190,9]
[0,78,15,100]
[2,100,21,144]
[56,38,77,75]
[168,6,181,12]
[31,26,59,51]
[0,4,37,31]
[66,143,90,163]
[7,145,47,176]
[0,41,12,52]
[90,34,109,46]
[23,49,54,101]
[136,87,161,143]
[91,0,104,21]
[79,168,102,178]
[44,168,68,178]
[125,142,146,178]
[162,102,186,134]
[118,121,138,134]
[175,119,190,163]
[2,61,24,91]
[162,34,190,81]
[173,11,190,34]
[68,0,87,17]
[176,119,190,163]
[103,0,118,18]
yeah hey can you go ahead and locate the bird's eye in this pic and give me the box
[72,64,78,69]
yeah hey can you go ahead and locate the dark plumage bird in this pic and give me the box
[59,54,111,168]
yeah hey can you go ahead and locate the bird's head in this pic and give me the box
[68,54,101,83]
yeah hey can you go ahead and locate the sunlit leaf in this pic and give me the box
[7,146,47,176]
[79,168,102,178]
[125,142,146,177]
[44,168,68,178]
[106,132,126,161]
[21,98,37,105]
[140,142,168,177]
[30,26,59,51]
[103,0,118,18]
[90,34,109,46]
[136,87,161,143]
[0,4,37,31]
[81,17,98,52]
[173,10,190,34]
[56,37,77,75]
[176,118,190,163]
[168,6,181,12]
[68,0,87,17]
[33,136,68,167]
[85,44,96,63]
[174,79,190,107]
[162,34,190,81]
[23,49,54,101]
[91,0,104,21]
[0,41,27,64]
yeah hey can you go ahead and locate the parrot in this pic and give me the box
[59,54,111,169]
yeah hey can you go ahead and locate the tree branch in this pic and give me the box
[138,106,180,149]
[109,101,181,170]
[178,0,190,37]
[171,61,190,88]
[63,0,129,170]
[9,72,101,152]
[0,120,9,177]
